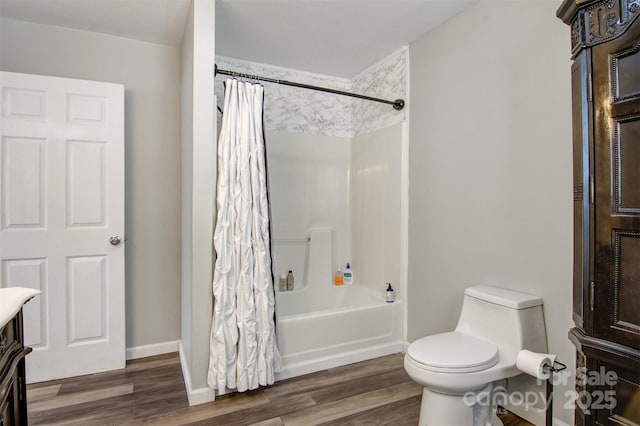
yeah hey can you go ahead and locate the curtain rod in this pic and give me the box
[214,64,405,111]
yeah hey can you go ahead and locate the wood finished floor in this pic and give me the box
[27,353,532,425]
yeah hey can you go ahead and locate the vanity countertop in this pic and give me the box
[0,287,40,329]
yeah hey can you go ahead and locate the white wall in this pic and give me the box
[0,18,182,349]
[408,1,574,423]
[351,123,402,295]
[179,0,216,404]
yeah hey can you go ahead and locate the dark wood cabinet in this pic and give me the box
[558,1,640,425]
[0,309,30,426]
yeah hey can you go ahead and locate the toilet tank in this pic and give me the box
[454,286,547,360]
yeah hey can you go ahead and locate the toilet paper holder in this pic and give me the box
[542,360,567,426]
[542,359,567,375]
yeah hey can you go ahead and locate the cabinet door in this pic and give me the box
[592,18,640,350]
[571,50,594,332]
[579,351,640,426]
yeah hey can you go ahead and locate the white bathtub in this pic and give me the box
[275,284,403,380]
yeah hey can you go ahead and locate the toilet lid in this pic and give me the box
[407,332,499,373]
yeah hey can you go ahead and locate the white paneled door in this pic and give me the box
[0,72,125,383]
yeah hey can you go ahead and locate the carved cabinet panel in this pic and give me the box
[592,18,640,350]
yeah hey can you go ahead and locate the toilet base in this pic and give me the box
[418,385,504,426]
[418,388,473,426]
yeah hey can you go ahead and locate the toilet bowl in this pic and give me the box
[404,285,547,426]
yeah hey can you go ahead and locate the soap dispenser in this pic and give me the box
[386,283,395,303]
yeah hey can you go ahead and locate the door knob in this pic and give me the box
[109,235,122,246]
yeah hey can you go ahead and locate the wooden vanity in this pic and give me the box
[0,288,39,426]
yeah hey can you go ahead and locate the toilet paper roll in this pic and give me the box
[516,349,557,380]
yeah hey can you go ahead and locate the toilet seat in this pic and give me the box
[407,332,499,373]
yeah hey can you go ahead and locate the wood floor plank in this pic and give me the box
[186,393,316,426]
[29,393,137,425]
[130,388,190,422]
[26,351,179,391]
[280,380,423,426]
[28,383,134,412]
[318,394,423,426]
[54,372,133,396]
[250,418,285,426]
[26,384,61,402]
[29,383,148,425]
[264,353,404,400]
[308,366,413,404]
[38,408,135,426]
[130,365,186,394]
[129,388,270,425]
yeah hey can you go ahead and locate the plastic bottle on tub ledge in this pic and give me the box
[386,283,395,303]
[343,263,353,285]
[286,270,294,291]
[279,274,287,292]
[334,268,343,286]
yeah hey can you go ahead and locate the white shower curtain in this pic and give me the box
[208,79,281,393]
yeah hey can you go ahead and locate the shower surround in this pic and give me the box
[214,48,408,378]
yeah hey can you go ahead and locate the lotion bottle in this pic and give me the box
[279,274,287,292]
[343,263,353,285]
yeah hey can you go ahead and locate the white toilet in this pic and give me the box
[404,285,547,426]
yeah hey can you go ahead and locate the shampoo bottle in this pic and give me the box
[279,274,287,292]
[286,270,294,291]
[343,263,353,285]
[334,268,343,286]
[386,283,395,303]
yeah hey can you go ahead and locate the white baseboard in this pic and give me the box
[178,342,216,406]
[125,340,180,360]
